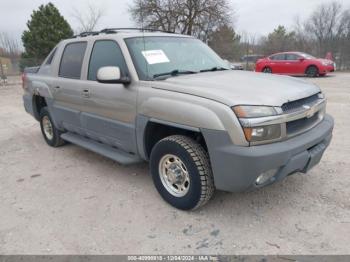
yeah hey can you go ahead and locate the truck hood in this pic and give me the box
[153,70,320,106]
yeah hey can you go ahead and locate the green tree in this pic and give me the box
[261,25,296,55]
[21,3,73,69]
[208,25,240,61]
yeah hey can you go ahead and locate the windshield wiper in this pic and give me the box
[200,67,229,73]
[153,69,198,79]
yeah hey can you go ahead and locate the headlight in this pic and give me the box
[321,61,328,66]
[232,106,281,142]
[232,105,277,118]
[318,92,325,99]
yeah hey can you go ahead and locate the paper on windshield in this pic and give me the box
[142,50,170,65]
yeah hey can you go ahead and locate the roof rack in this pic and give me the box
[100,28,175,34]
[71,28,175,39]
[72,31,100,38]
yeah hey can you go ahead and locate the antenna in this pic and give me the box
[139,0,150,79]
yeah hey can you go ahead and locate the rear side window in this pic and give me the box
[285,54,300,61]
[45,48,57,65]
[270,54,285,60]
[88,40,128,81]
[59,42,87,79]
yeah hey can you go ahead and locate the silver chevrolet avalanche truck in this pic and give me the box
[22,29,334,210]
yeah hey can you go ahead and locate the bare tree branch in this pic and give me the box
[129,0,234,41]
[71,3,105,33]
[0,32,21,58]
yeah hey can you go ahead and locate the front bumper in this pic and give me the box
[202,115,334,192]
[321,65,335,73]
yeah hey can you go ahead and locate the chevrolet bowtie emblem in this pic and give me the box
[304,105,316,118]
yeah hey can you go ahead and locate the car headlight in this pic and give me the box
[232,105,277,118]
[232,106,281,142]
[318,92,325,99]
[321,61,329,66]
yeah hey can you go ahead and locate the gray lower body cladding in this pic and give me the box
[202,115,334,192]
[23,93,34,116]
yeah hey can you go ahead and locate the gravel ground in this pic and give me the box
[0,73,349,255]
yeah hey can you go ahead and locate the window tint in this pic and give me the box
[88,40,128,81]
[46,48,57,65]
[59,42,87,79]
[285,54,300,61]
[270,54,285,60]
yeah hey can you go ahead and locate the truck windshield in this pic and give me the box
[125,36,229,80]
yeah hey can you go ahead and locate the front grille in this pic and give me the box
[282,94,320,113]
[286,113,319,135]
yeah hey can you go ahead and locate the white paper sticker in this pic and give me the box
[141,50,170,65]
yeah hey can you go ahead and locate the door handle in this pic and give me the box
[82,89,90,98]
[54,86,60,89]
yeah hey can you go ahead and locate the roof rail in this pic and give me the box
[100,28,175,34]
[70,28,175,39]
[72,31,100,38]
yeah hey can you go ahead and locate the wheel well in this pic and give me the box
[144,122,207,159]
[33,95,47,120]
[305,65,318,73]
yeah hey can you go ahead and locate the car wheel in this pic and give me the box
[306,66,319,77]
[150,135,214,210]
[40,107,66,147]
[262,67,272,73]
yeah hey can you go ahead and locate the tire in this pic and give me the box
[306,66,319,77]
[39,107,65,147]
[262,67,272,73]
[150,135,215,210]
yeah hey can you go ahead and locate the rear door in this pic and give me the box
[78,39,138,153]
[51,41,88,134]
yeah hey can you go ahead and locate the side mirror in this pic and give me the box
[299,58,305,62]
[97,66,131,84]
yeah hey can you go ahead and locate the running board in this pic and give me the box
[61,132,142,165]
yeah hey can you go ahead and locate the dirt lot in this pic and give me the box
[0,73,349,255]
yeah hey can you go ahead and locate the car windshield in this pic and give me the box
[125,36,229,80]
[299,53,316,59]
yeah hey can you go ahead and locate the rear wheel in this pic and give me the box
[306,66,319,77]
[262,67,272,73]
[40,107,65,147]
[150,135,214,210]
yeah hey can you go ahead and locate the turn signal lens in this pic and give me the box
[243,125,281,142]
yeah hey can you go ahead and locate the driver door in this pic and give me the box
[79,40,138,153]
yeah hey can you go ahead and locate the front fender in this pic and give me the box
[139,97,225,130]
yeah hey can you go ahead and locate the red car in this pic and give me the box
[255,52,335,77]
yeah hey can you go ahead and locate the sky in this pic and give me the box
[1,0,350,45]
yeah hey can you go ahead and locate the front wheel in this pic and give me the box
[150,135,214,210]
[306,66,319,77]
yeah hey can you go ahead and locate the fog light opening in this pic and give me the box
[255,169,278,185]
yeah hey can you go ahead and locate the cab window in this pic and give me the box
[88,40,128,81]
[59,42,87,79]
